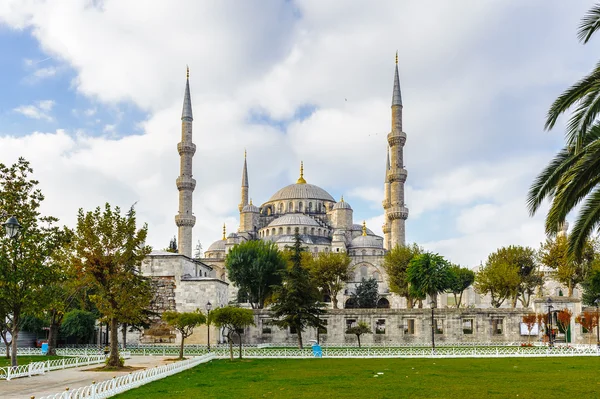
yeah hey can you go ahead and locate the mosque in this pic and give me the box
[195,56,409,309]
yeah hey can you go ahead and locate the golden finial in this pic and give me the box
[296,161,307,184]
[222,223,226,240]
[249,198,253,205]
[362,221,367,236]
[340,195,344,202]
[395,51,398,65]
[186,65,189,79]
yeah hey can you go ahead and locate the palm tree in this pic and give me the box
[528,3,600,258]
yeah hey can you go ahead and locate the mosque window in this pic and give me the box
[278,203,283,214]
[311,228,315,235]
[360,265,368,279]
[361,250,367,256]
[317,202,322,212]
[266,230,269,236]
[278,227,283,235]
[308,202,313,213]
[289,202,293,212]
[317,229,321,236]
[303,227,307,234]
[324,247,329,253]
[287,227,291,234]
[272,228,276,236]
[299,202,303,212]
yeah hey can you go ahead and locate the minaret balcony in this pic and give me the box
[387,131,407,147]
[387,206,409,221]
[176,176,196,191]
[387,169,407,183]
[175,214,196,227]
[177,142,197,156]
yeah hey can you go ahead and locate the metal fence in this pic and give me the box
[0,353,132,381]
[37,354,215,399]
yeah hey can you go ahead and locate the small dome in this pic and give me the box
[268,214,321,228]
[227,232,238,239]
[207,239,226,252]
[332,198,352,210]
[350,235,383,249]
[242,203,260,213]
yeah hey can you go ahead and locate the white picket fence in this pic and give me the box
[37,353,215,399]
[0,353,131,381]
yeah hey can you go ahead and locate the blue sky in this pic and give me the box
[0,0,598,266]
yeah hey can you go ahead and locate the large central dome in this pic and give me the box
[267,183,335,202]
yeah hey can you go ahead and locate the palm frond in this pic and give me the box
[545,61,600,136]
[568,186,600,259]
[578,4,600,44]
[565,88,600,149]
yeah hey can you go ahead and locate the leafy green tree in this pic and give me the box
[209,306,255,360]
[225,240,286,309]
[0,158,67,367]
[475,246,539,308]
[528,4,600,258]
[447,265,475,308]
[61,309,96,344]
[165,236,177,253]
[538,234,596,296]
[581,262,600,305]
[271,228,325,349]
[407,252,451,306]
[346,321,371,348]
[162,310,206,360]
[353,278,379,309]
[70,203,152,367]
[382,243,423,308]
[307,252,351,309]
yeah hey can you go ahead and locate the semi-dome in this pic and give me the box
[242,202,260,213]
[267,183,335,203]
[350,235,383,249]
[332,197,352,210]
[207,239,225,252]
[267,214,320,227]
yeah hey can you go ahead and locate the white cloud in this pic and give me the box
[13,100,55,121]
[0,0,595,264]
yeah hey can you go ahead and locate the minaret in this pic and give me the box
[384,52,409,249]
[238,150,249,212]
[382,145,391,248]
[175,66,197,258]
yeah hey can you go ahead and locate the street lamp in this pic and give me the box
[594,298,600,348]
[3,216,21,239]
[430,299,436,351]
[545,298,554,347]
[205,301,212,352]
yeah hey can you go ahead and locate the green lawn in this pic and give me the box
[0,355,65,367]
[114,357,600,399]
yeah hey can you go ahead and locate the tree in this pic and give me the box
[406,252,451,305]
[528,4,600,258]
[538,235,595,296]
[382,243,422,308]
[165,236,177,253]
[61,310,97,344]
[474,246,539,308]
[447,264,475,308]
[307,252,351,309]
[162,310,206,360]
[194,240,203,258]
[225,240,286,309]
[556,308,573,341]
[346,321,371,348]
[209,306,254,360]
[581,264,600,305]
[353,278,379,309]
[576,311,599,344]
[271,228,325,349]
[70,203,152,367]
[0,158,67,367]
[522,313,537,344]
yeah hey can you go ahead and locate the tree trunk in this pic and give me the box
[227,333,233,361]
[179,334,185,360]
[458,292,463,308]
[10,326,18,367]
[297,329,303,349]
[418,300,423,309]
[4,341,9,359]
[122,323,127,349]
[453,293,459,308]
[406,296,413,309]
[511,295,518,308]
[47,320,59,356]
[238,332,243,359]
[568,282,574,297]
[357,334,361,348]
[107,317,121,367]
[332,294,338,309]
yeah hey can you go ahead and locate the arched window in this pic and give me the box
[287,227,291,234]
[311,227,315,235]
[299,202,303,212]
[318,229,321,236]
[266,230,269,237]
[317,202,322,212]
[308,202,313,213]
[289,202,293,212]
[360,265,368,279]
[303,227,307,234]
[279,227,283,235]
[278,203,283,214]
[345,298,357,309]
[377,298,390,309]
[324,247,329,253]
[272,228,276,235]
[361,250,367,256]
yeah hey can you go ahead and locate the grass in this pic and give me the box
[0,355,66,367]
[114,357,600,398]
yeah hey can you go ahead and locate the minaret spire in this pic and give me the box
[383,53,408,249]
[239,150,249,212]
[175,65,197,257]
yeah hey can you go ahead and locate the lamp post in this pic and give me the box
[3,216,21,239]
[595,298,600,348]
[430,299,436,351]
[205,301,212,352]
[545,298,554,347]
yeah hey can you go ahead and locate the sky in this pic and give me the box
[0,0,597,267]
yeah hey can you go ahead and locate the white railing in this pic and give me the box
[38,354,215,399]
[0,353,131,381]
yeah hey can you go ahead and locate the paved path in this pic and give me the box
[0,356,170,399]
